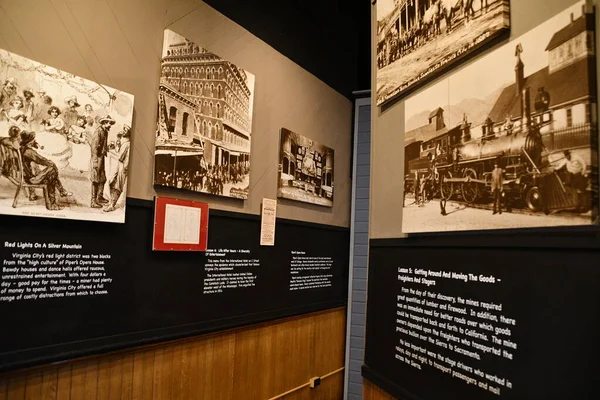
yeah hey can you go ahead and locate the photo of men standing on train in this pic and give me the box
[401,1,598,233]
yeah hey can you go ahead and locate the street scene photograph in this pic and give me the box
[278,128,334,207]
[154,30,255,200]
[402,1,597,233]
[377,0,510,105]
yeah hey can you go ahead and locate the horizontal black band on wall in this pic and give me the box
[362,364,422,400]
[0,300,345,373]
[126,197,350,232]
[0,200,350,372]
[370,224,600,250]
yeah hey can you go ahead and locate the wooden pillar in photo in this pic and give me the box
[172,150,178,186]
[405,3,409,30]
[398,17,402,37]
[415,0,419,26]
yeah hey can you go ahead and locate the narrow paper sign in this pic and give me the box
[260,198,277,246]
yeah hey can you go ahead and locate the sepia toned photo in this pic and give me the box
[0,49,134,223]
[376,0,510,105]
[278,128,334,207]
[154,30,255,200]
[402,1,597,233]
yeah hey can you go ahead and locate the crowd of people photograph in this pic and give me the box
[155,159,249,196]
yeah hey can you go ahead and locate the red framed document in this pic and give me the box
[153,197,209,251]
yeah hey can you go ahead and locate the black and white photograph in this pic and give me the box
[0,49,134,223]
[154,30,255,200]
[402,0,597,233]
[376,0,510,105]
[278,128,334,207]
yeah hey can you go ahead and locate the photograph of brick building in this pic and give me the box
[154,30,254,199]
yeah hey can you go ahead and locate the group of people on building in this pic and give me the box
[0,76,130,212]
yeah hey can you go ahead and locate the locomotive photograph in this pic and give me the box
[376,0,510,106]
[402,0,598,234]
[278,128,334,207]
[154,30,255,200]
[0,48,134,223]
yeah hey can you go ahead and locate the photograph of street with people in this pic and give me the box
[278,128,334,207]
[154,30,255,200]
[0,49,134,223]
[377,0,510,105]
[402,1,598,233]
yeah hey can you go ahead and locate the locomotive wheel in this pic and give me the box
[440,171,454,200]
[526,186,542,212]
[461,168,479,204]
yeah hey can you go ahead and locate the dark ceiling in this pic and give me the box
[204,0,371,99]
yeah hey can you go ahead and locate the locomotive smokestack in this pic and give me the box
[521,87,531,130]
[515,44,525,97]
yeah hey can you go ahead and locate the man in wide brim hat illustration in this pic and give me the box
[62,95,81,129]
[64,95,81,108]
[104,124,131,213]
[90,115,116,208]
[19,130,71,210]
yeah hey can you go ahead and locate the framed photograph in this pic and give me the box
[277,128,334,207]
[402,0,597,234]
[154,30,255,200]
[0,49,134,223]
[376,0,511,106]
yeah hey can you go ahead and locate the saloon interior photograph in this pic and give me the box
[0,0,598,400]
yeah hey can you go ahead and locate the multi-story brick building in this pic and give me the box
[160,39,252,168]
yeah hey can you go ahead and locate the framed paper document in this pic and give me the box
[260,198,277,246]
[153,197,209,251]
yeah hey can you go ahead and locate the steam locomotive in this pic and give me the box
[405,87,592,213]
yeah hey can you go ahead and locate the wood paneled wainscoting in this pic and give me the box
[363,379,397,400]
[0,308,345,400]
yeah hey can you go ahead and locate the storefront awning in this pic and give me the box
[155,143,204,157]
[176,151,203,157]
[203,137,250,155]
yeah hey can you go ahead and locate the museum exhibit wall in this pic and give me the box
[0,308,346,400]
[0,0,352,395]
[365,0,600,399]
[0,0,352,228]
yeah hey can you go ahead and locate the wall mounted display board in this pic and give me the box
[152,197,209,251]
[0,199,348,371]
[277,128,335,207]
[376,0,510,106]
[363,242,600,400]
[154,30,255,200]
[402,1,598,234]
[0,49,134,223]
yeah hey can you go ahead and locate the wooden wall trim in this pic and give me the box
[0,308,347,400]
[1,307,346,379]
